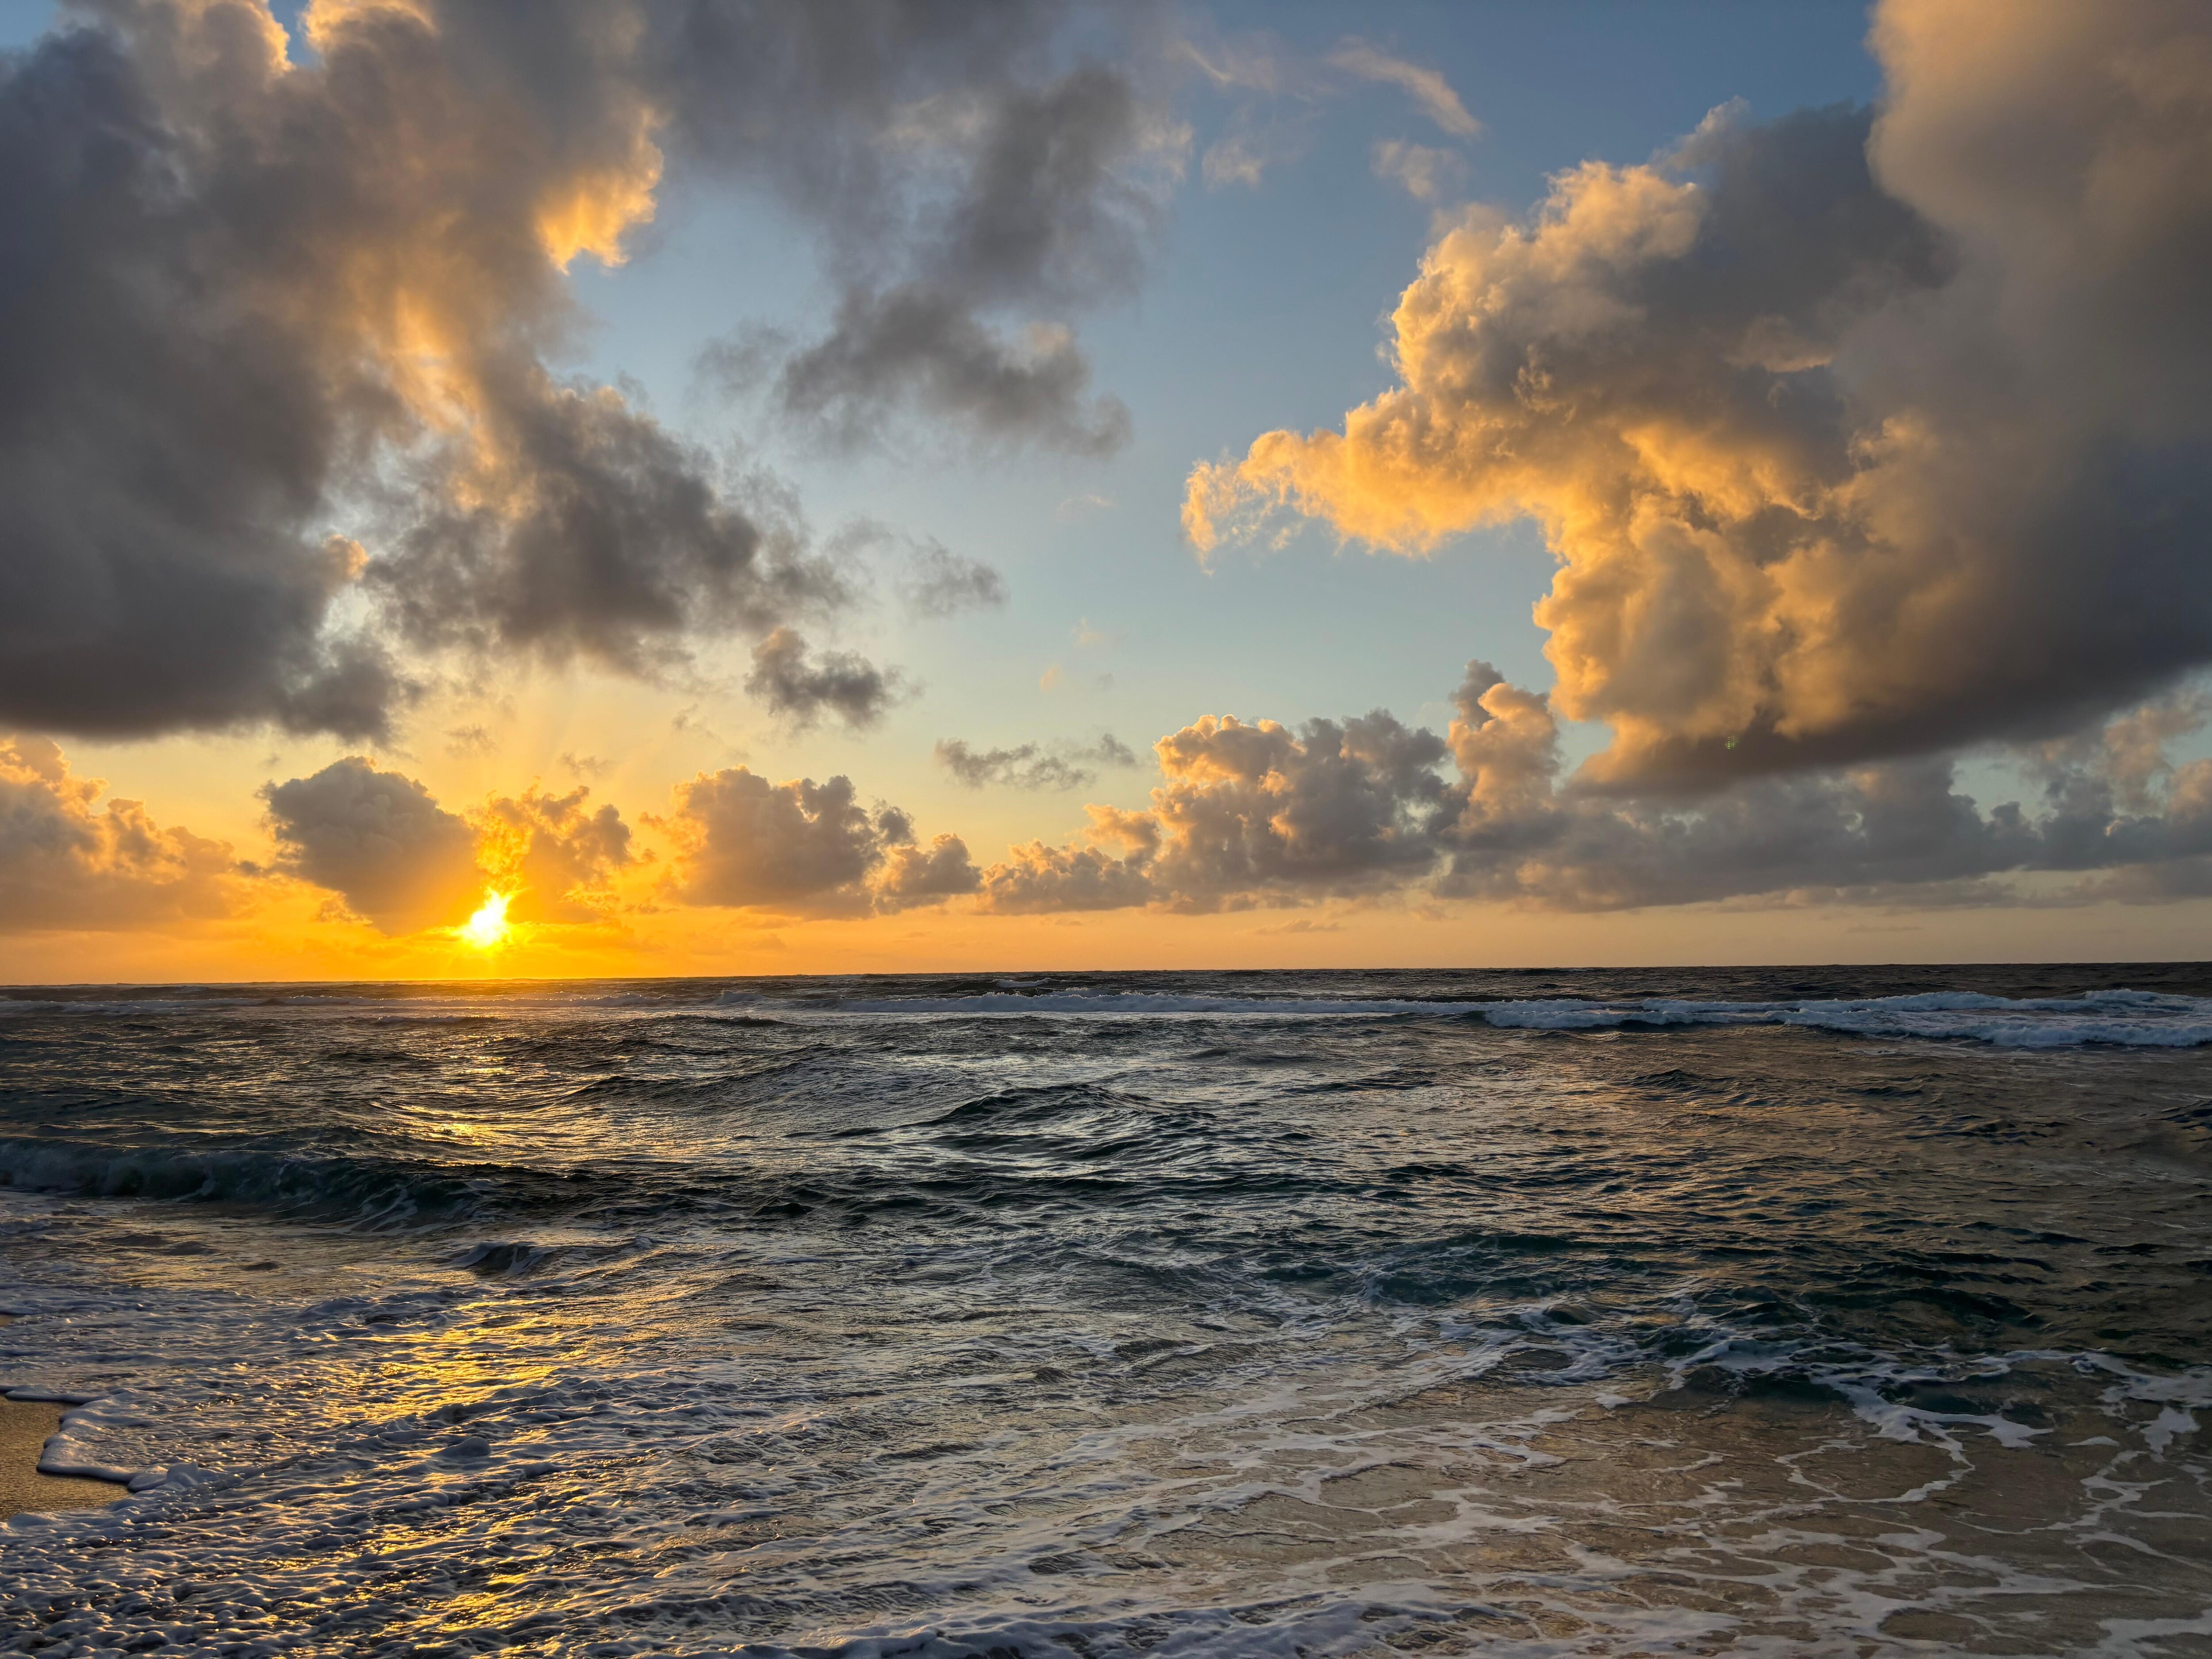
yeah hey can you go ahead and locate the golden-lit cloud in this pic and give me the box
[1188,0,2212,792]
[257,759,641,939]
[472,786,633,925]
[0,737,243,933]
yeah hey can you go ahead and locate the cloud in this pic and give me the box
[1325,40,1480,138]
[744,627,907,730]
[895,538,1009,620]
[758,296,1134,457]
[687,29,1184,456]
[261,757,480,934]
[2,0,1176,741]
[978,839,1156,914]
[473,786,632,924]
[1187,0,2212,795]
[964,658,2212,916]
[975,711,1455,913]
[661,768,885,914]
[1180,28,1475,192]
[660,765,968,916]
[0,736,242,933]
[875,833,983,911]
[1371,139,1463,202]
[935,734,1138,791]
[363,379,848,677]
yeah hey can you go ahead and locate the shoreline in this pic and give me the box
[0,1398,125,1521]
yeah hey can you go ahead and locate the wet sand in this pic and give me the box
[0,1311,123,1519]
[0,1400,122,1520]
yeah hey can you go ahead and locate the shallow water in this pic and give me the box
[0,966,2207,1656]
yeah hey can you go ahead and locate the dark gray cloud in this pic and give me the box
[2,0,1161,741]
[0,8,412,740]
[764,289,1133,456]
[261,756,480,933]
[935,733,1138,790]
[365,373,849,675]
[745,627,907,730]
[687,27,1177,457]
[895,538,1010,620]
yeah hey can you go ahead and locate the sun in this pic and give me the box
[459,890,512,950]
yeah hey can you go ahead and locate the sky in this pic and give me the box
[4,0,2212,982]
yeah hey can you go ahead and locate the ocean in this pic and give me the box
[0,966,2207,1657]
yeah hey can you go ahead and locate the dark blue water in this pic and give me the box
[0,967,2207,1655]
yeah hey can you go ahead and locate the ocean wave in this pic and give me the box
[821,991,1490,1017]
[1477,987,2212,1047]
[0,1137,491,1224]
[729,983,2212,1046]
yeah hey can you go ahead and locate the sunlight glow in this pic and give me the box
[460,891,512,950]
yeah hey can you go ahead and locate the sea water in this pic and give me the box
[0,965,2207,1656]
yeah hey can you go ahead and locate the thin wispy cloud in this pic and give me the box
[1325,39,1482,138]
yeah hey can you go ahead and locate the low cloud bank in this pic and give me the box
[972,665,2212,915]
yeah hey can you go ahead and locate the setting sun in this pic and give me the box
[459,890,511,950]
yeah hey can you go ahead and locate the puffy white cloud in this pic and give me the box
[978,838,1156,914]
[0,737,241,932]
[662,769,887,914]
[975,711,1455,914]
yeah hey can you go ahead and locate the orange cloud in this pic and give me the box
[472,786,633,925]
[0,737,242,933]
